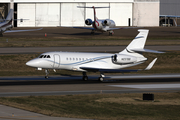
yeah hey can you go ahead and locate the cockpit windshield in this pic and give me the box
[39,55,51,58]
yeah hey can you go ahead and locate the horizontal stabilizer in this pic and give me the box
[130,49,165,53]
[145,58,157,70]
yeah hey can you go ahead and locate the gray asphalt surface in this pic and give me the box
[0,45,179,54]
[0,74,180,97]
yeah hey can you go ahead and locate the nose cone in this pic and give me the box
[26,58,41,67]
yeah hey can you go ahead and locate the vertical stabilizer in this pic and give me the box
[120,29,149,54]
[92,6,97,22]
[6,9,13,21]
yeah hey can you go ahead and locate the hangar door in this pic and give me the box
[61,3,85,26]
[36,3,60,27]
[17,4,35,27]
[110,3,132,26]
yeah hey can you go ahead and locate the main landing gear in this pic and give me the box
[91,30,95,35]
[0,33,3,37]
[109,31,114,36]
[82,72,88,81]
[98,73,105,82]
[82,72,105,82]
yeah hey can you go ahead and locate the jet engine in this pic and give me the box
[112,54,137,64]
[103,19,111,26]
[85,19,93,25]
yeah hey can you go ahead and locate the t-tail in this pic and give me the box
[120,29,164,56]
[77,6,109,23]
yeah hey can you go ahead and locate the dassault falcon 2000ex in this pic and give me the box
[0,9,42,36]
[26,29,163,81]
[73,6,138,36]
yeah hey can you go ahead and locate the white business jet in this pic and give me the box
[26,29,163,81]
[73,6,139,36]
[0,9,42,36]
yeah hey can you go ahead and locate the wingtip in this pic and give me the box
[145,58,157,70]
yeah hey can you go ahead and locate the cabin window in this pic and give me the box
[47,55,51,58]
[79,58,81,61]
[70,58,71,60]
[73,58,75,61]
[76,58,78,61]
[39,55,44,58]
[66,58,68,60]
[82,58,84,61]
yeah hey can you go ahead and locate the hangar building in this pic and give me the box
[0,0,159,27]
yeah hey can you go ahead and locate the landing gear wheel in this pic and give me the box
[109,31,114,36]
[91,32,95,35]
[45,76,49,79]
[83,76,88,81]
[99,77,104,82]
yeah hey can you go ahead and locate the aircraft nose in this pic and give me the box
[26,59,40,67]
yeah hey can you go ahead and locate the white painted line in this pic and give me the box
[109,84,180,89]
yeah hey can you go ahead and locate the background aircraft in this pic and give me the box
[0,9,42,37]
[73,6,138,36]
[26,29,163,81]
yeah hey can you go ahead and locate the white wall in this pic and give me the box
[17,4,35,27]
[133,2,159,26]
[110,3,132,26]
[35,3,60,26]
[61,3,85,26]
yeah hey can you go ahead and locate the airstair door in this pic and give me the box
[53,54,60,68]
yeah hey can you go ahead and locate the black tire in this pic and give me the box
[83,76,88,81]
[99,77,104,82]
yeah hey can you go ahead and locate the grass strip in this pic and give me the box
[0,93,180,120]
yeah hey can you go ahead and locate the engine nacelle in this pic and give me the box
[112,54,137,64]
[85,19,93,25]
[103,19,111,26]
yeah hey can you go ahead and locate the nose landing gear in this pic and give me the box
[45,69,49,79]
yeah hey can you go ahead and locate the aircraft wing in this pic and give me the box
[73,27,95,30]
[106,27,142,31]
[80,58,157,73]
[4,28,43,33]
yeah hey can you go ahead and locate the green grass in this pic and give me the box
[0,93,180,120]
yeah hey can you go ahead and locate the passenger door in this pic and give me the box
[53,54,60,68]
